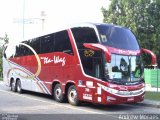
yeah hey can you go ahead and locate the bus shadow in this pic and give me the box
[21,90,53,99]
[80,102,138,112]
[21,90,138,112]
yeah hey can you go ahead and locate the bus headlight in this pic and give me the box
[98,83,118,94]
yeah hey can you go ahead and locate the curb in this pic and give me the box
[135,103,160,108]
[133,100,160,108]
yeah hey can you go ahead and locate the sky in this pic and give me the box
[0,0,110,43]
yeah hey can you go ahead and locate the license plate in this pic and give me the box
[127,97,134,101]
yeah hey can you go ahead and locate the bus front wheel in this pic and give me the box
[54,84,64,103]
[67,85,80,106]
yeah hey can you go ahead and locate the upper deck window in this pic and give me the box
[97,25,140,50]
[54,30,73,55]
[71,27,98,49]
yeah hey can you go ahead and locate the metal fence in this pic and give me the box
[144,69,160,92]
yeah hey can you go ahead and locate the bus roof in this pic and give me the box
[19,22,128,42]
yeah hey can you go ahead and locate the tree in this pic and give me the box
[0,33,9,77]
[0,33,9,45]
[102,0,160,67]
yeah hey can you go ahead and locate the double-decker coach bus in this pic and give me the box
[3,23,156,105]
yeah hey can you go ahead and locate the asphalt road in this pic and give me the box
[0,82,160,120]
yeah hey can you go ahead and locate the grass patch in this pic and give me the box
[145,91,160,101]
[0,77,2,81]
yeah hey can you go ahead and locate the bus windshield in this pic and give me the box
[105,54,143,83]
[96,25,140,50]
[71,25,143,84]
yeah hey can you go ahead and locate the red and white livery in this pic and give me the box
[3,23,156,105]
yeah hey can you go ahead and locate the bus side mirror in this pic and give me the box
[141,48,157,65]
[83,43,111,63]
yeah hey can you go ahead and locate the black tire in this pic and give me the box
[16,80,23,94]
[11,80,17,92]
[54,84,64,103]
[67,85,80,106]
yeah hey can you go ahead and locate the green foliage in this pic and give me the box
[102,0,160,67]
[145,92,160,101]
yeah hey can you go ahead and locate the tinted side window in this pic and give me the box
[30,38,41,54]
[15,45,21,57]
[19,45,28,56]
[97,25,140,50]
[71,27,98,49]
[25,40,33,55]
[41,34,55,54]
[15,41,31,57]
[54,30,73,55]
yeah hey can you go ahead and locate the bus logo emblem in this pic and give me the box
[41,56,66,66]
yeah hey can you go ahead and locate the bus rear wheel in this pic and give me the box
[67,85,80,106]
[16,80,23,94]
[11,80,17,92]
[54,84,64,103]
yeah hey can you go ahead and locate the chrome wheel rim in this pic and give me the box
[11,82,15,91]
[17,82,21,92]
[69,89,77,103]
[55,87,62,99]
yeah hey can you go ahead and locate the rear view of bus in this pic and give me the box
[71,23,156,105]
